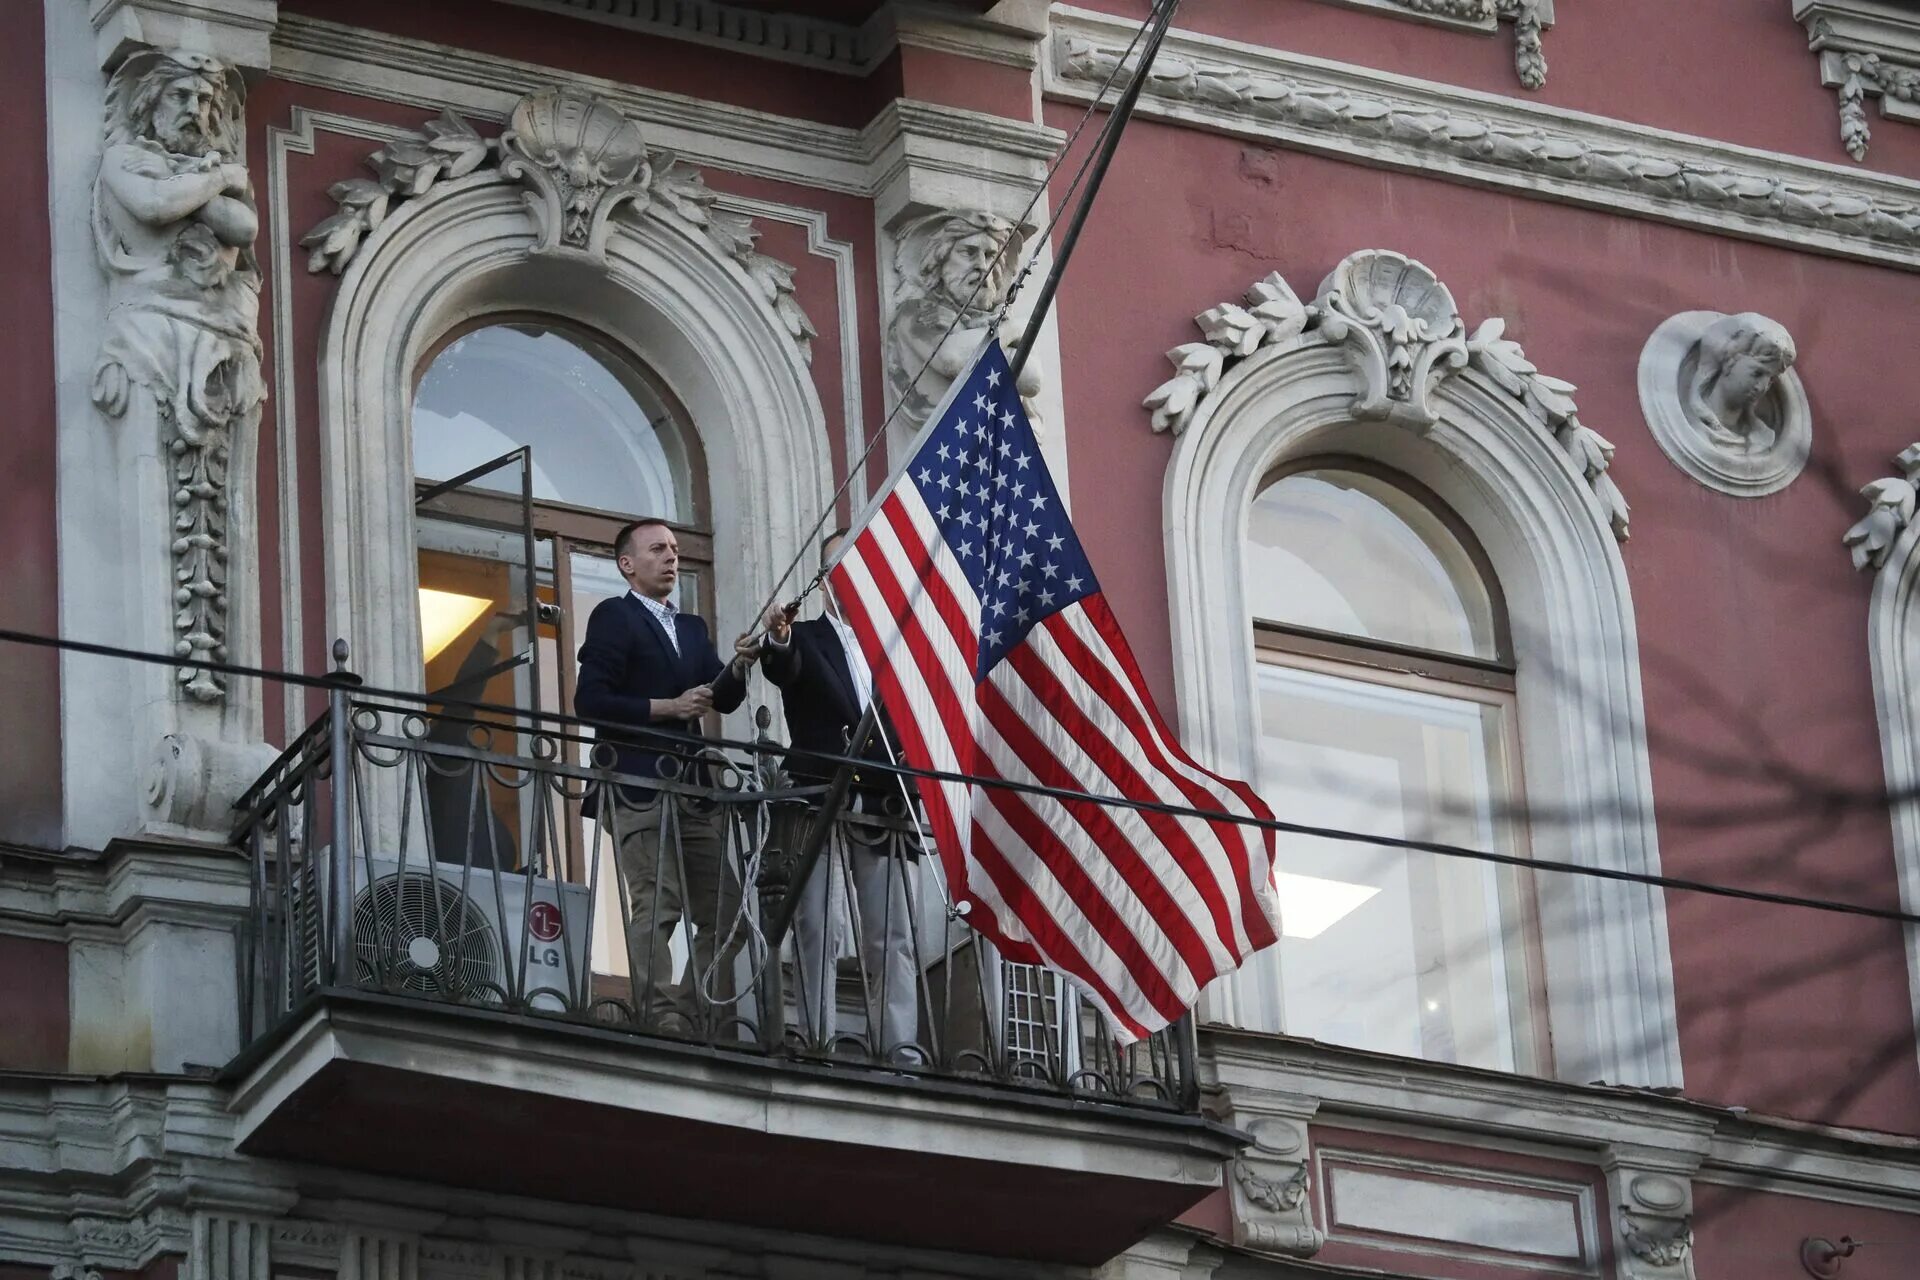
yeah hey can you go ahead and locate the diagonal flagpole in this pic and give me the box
[765,0,1186,948]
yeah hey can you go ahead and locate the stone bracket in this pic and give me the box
[1218,1091,1324,1258]
[90,0,280,72]
[1303,0,1555,88]
[1799,1,1920,160]
[1604,1144,1700,1280]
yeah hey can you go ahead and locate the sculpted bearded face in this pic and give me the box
[149,72,220,156]
[936,230,1000,308]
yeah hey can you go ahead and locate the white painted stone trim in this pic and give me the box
[496,0,875,75]
[710,192,867,506]
[1165,333,1682,1088]
[494,0,1049,76]
[1798,0,1920,161]
[269,16,1062,201]
[1845,445,1920,1084]
[312,178,833,715]
[1303,0,1556,91]
[1047,4,1920,272]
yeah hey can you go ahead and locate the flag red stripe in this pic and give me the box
[839,505,1158,1031]
[1043,607,1281,953]
[978,668,1220,987]
[994,640,1246,966]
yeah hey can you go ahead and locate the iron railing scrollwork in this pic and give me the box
[234,688,1195,1112]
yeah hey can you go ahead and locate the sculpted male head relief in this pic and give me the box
[908,212,1020,315]
[122,54,239,158]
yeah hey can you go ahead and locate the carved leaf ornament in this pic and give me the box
[1143,250,1632,540]
[1845,443,1920,572]
[1056,35,1920,254]
[302,88,816,359]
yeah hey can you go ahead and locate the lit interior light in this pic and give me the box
[1273,870,1382,940]
[419,588,493,663]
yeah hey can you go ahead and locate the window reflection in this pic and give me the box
[1243,463,1545,1075]
[413,322,697,523]
[1246,468,1499,659]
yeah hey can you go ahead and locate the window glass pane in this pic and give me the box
[1254,658,1536,1072]
[1246,468,1498,658]
[414,323,695,522]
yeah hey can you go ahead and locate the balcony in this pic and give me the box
[225,691,1240,1264]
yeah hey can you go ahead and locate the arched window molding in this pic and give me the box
[315,171,832,702]
[1845,444,1920,1071]
[1160,255,1682,1088]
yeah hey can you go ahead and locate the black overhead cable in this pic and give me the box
[4,624,1917,930]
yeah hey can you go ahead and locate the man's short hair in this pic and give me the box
[614,517,671,562]
[820,527,851,560]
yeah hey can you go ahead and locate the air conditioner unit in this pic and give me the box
[296,857,594,1014]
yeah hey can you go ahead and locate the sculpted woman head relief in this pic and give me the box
[1686,312,1798,452]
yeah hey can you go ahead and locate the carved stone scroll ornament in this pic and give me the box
[1369,0,1550,89]
[886,209,1040,429]
[1638,311,1810,499]
[1142,250,1630,539]
[90,50,265,705]
[1845,443,1920,571]
[302,87,816,360]
[1224,1116,1324,1258]
[1800,7,1920,162]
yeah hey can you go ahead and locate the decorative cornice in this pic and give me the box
[1142,251,1631,539]
[299,91,817,360]
[496,0,874,74]
[492,0,1048,77]
[270,16,1060,202]
[1844,443,1920,571]
[1046,5,1920,272]
[1798,1,1920,162]
[1309,0,1555,90]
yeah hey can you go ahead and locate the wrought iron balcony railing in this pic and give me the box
[231,682,1198,1113]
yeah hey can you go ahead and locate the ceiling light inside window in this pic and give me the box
[419,588,493,663]
[1273,870,1382,940]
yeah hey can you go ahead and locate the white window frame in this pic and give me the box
[315,178,833,707]
[1164,334,1684,1088]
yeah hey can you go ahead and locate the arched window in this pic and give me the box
[1245,462,1547,1074]
[409,318,711,723]
[408,319,712,981]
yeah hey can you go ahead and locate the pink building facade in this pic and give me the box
[4,1,1920,1277]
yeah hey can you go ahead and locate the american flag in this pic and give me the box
[829,343,1283,1043]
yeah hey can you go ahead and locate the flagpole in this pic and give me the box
[1006,0,1178,386]
[766,0,1181,949]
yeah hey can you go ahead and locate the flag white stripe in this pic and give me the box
[1058,606,1281,890]
[972,674,1201,1011]
[967,777,1171,1032]
[879,492,1183,1021]
[991,632,1244,968]
[843,503,1037,951]
[983,656,1236,974]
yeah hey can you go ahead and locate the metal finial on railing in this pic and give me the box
[327,637,363,687]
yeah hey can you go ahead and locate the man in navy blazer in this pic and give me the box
[761,529,921,1060]
[575,517,756,1032]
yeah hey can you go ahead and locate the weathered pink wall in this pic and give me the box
[1694,1183,1915,1279]
[1073,0,1920,179]
[0,933,67,1071]
[1048,110,1920,1133]
[0,4,63,847]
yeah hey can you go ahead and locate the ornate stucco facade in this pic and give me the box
[7,2,1920,1279]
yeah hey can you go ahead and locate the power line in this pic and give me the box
[7,624,1918,929]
